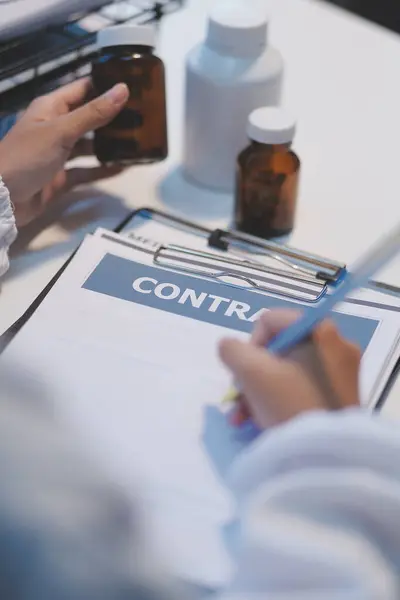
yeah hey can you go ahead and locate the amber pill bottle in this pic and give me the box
[92,25,168,165]
[235,107,300,239]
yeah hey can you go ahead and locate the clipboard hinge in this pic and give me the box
[208,229,229,251]
[208,227,346,283]
[125,208,346,284]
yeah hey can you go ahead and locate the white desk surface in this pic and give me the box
[2,0,400,416]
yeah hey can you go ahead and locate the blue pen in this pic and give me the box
[223,222,400,403]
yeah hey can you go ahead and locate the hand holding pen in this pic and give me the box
[220,222,400,426]
[219,310,361,429]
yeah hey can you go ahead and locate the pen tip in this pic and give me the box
[222,387,238,404]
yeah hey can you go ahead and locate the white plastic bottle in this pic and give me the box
[183,0,284,193]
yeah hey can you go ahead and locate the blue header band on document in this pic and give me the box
[83,253,378,352]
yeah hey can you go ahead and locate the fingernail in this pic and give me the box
[105,83,129,105]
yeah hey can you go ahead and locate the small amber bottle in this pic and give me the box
[92,25,168,165]
[235,107,300,239]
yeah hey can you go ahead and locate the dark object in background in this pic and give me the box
[0,1,184,113]
[325,0,400,34]
[93,24,168,165]
[235,107,300,240]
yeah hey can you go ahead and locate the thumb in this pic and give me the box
[219,338,285,427]
[219,338,323,428]
[220,338,282,392]
[61,83,129,145]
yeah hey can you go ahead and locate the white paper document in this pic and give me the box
[1,232,400,588]
[109,213,400,407]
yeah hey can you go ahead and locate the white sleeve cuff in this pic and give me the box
[0,176,17,278]
[227,408,400,504]
[220,410,400,599]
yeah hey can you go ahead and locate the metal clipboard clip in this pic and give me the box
[207,229,345,283]
[153,244,327,303]
[123,208,347,285]
[99,231,326,302]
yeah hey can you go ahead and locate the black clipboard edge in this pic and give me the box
[375,360,400,411]
[0,246,79,351]
[0,207,145,350]
[0,206,160,348]
[115,206,212,236]
[1,206,399,412]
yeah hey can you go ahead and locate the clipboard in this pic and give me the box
[2,206,399,589]
[118,208,347,284]
[1,206,399,410]
[118,208,400,299]
[114,207,400,410]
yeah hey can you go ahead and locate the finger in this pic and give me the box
[65,165,124,189]
[251,309,301,346]
[69,137,94,159]
[219,338,323,428]
[313,321,361,407]
[46,78,94,112]
[50,77,93,109]
[220,338,285,391]
[61,83,129,146]
[27,78,93,119]
[13,191,44,227]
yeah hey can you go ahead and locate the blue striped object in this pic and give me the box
[0,114,17,140]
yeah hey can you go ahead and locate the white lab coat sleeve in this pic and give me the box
[0,176,17,277]
[217,409,400,600]
[0,363,184,600]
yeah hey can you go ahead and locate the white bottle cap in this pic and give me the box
[247,107,296,145]
[206,0,268,55]
[97,24,156,49]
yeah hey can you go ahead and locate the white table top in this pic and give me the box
[2,0,400,415]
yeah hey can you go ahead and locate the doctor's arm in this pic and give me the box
[218,311,400,600]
